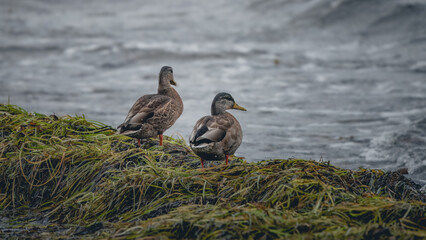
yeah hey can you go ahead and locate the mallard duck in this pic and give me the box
[117,66,183,146]
[189,92,246,168]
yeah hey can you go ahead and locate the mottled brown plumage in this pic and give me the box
[189,92,246,168]
[117,66,183,146]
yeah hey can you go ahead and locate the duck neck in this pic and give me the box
[158,86,183,107]
[158,75,171,93]
[158,85,172,95]
[211,102,226,116]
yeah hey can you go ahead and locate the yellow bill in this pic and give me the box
[232,103,247,111]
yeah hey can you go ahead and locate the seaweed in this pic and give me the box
[0,104,425,239]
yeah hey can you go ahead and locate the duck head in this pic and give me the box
[159,66,176,88]
[211,92,246,115]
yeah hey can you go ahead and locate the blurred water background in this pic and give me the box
[1,0,425,184]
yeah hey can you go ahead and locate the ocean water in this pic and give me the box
[1,0,425,185]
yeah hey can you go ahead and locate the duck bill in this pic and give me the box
[232,103,247,111]
[170,78,177,86]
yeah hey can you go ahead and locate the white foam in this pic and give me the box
[410,61,426,72]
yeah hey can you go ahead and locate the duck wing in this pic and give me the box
[190,115,234,146]
[117,94,172,133]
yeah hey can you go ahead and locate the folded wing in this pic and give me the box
[190,116,234,146]
[118,94,171,133]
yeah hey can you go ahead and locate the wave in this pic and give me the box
[253,0,426,48]
[362,118,426,178]
[361,2,426,45]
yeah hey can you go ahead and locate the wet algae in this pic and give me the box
[0,104,425,239]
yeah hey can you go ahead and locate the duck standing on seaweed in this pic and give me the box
[117,66,183,146]
[189,92,246,168]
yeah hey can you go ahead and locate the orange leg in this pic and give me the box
[225,155,229,165]
[159,134,163,146]
[138,139,141,147]
[201,158,205,168]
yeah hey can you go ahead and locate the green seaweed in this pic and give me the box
[0,104,425,239]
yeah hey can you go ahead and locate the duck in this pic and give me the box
[189,92,246,168]
[117,66,183,146]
